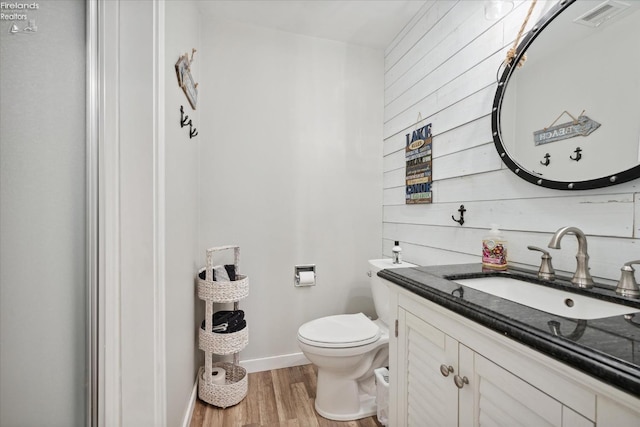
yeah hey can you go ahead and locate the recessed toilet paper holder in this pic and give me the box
[295,264,316,287]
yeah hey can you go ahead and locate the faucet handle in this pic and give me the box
[616,260,640,299]
[528,246,555,281]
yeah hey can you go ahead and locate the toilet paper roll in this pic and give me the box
[211,367,226,385]
[298,271,315,286]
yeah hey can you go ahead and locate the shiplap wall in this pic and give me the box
[382,0,640,284]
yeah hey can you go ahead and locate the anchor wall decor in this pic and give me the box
[180,105,198,139]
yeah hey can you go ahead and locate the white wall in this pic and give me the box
[117,0,160,423]
[100,1,169,425]
[382,0,640,283]
[0,1,87,425]
[164,1,201,426]
[100,1,203,425]
[198,17,385,365]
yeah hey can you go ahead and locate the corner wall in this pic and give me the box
[382,0,639,282]
[198,18,385,364]
[165,1,201,426]
[100,1,202,425]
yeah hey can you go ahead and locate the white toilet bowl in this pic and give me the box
[298,313,389,420]
[297,259,415,421]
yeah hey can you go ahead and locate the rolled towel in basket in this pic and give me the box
[201,310,246,333]
[198,264,236,281]
[215,310,244,325]
[213,265,229,281]
[220,319,246,334]
[201,319,246,334]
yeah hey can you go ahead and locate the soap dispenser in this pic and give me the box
[392,241,402,264]
[482,225,507,270]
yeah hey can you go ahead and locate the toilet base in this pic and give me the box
[314,392,376,421]
[313,370,379,421]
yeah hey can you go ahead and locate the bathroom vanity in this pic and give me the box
[380,264,640,426]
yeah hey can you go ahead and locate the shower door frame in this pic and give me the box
[87,0,99,425]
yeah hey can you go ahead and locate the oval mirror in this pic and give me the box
[492,0,640,190]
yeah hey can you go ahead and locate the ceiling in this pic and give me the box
[197,0,428,50]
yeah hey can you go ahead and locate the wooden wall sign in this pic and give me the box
[534,114,600,146]
[175,48,199,110]
[405,123,432,204]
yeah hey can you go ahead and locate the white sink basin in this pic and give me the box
[454,276,640,320]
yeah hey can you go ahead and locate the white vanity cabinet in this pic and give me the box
[388,283,640,427]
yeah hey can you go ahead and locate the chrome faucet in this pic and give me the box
[527,246,555,281]
[547,226,594,288]
[615,260,640,298]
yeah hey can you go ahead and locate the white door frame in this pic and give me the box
[94,1,167,425]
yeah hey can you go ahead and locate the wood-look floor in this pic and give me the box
[189,364,384,427]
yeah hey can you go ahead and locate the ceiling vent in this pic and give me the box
[573,0,631,27]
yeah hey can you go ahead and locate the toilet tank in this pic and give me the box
[369,259,416,326]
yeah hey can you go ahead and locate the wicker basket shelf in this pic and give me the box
[199,326,248,355]
[197,245,249,408]
[197,271,249,303]
[197,363,248,408]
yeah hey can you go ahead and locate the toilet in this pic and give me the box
[297,258,415,421]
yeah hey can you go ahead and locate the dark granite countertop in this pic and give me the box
[378,263,640,398]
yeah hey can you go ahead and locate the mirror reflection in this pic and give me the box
[497,0,640,188]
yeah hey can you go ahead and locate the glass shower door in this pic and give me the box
[0,1,92,425]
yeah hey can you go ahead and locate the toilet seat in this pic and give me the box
[297,313,380,348]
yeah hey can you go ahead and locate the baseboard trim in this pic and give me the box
[240,352,310,373]
[181,375,198,427]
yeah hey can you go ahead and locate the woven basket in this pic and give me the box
[198,363,248,408]
[198,270,249,303]
[199,326,248,355]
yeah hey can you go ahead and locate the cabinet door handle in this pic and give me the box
[453,374,469,389]
[439,364,454,377]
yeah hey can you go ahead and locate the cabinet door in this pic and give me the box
[597,395,640,426]
[397,308,459,427]
[468,349,567,427]
[391,287,599,427]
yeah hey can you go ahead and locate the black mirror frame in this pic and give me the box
[491,0,640,190]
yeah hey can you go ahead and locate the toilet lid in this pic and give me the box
[298,313,380,348]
